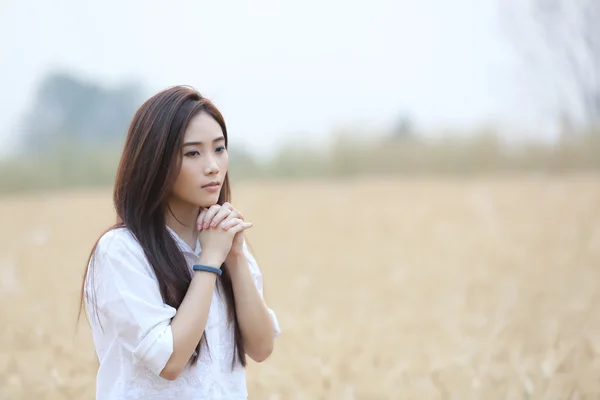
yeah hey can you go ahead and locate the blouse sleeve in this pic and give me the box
[85,229,176,376]
[242,240,282,338]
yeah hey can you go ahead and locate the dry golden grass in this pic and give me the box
[1,175,600,399]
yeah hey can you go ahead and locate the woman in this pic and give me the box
[79,85,281,399]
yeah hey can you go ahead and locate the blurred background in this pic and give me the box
[0,0,599,398]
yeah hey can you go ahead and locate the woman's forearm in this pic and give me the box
[160,254,220,380]
[228,253,275,362]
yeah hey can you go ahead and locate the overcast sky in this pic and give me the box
[0,0,557,158]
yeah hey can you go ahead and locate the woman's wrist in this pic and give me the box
[196,252,224,268]
[227,248,245,259]
[226,251,248,271]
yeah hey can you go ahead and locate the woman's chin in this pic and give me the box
[197,195,220,209]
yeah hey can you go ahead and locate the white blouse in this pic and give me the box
[84,226,281,400]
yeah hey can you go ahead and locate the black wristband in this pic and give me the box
[192,264,222,276]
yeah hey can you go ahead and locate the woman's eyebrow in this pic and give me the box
[182,136,225,147]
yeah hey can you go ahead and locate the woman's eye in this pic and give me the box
[185,150,200,157]
[216,146,226,153]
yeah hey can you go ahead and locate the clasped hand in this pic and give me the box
[196,203,252,266]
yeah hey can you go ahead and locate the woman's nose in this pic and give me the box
[204,157,219,175]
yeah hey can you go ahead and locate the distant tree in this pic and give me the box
[18,70,145,152]
[391,114,415,141]
[226,144,263,179]
[502,0,600,133]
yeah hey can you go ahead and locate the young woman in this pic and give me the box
[79,85,280,399]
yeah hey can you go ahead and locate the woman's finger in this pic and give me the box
[202,205,221,229]
[231,208,244,221]
[220,203,243,220]
[220,217,242,230]
[210,207,233,228]
[218,203,243,221]
[221,217,252,231]
[198,207,214,229]
[214,209,242,227]
[228,221,253,234]
[196,208,207,230]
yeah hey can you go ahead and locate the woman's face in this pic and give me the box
[169,111,229,209]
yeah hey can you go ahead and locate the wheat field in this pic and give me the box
[1,175,600,399]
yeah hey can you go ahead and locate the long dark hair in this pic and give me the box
[77,85,246,369]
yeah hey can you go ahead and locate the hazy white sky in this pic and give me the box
[0,0,556,158]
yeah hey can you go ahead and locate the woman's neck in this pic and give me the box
[165,201,199,250]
